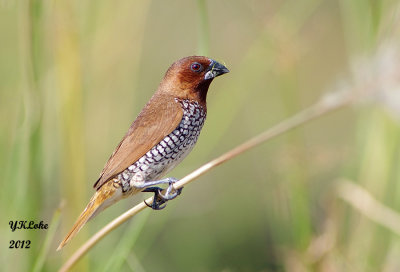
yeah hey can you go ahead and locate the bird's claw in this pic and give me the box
[159,180,182,200]
[142,179,183,210]
[144,194,167,210]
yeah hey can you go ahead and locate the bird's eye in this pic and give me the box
[190,62,202,72]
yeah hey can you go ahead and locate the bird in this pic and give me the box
[57,56,229,250]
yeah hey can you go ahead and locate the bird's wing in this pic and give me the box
[93,94,183,190]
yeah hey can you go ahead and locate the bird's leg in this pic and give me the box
[135,177,178,188]
[138,177,183,210]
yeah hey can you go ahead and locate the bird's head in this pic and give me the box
[160,56,229,104]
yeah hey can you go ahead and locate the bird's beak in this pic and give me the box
[204,59,229,80]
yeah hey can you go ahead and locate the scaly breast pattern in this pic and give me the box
[117,99,206,192]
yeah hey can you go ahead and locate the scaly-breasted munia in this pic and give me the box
[57,56,229,250]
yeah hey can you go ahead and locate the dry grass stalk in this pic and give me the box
[59,90,354,272]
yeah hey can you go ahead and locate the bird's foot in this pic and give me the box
[143,187,167,210]
[142,178,183,210]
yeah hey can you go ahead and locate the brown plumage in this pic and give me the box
[93,96,184,189]
[57,56,229,250]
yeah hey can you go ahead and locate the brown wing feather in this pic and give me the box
[93,93,183,190]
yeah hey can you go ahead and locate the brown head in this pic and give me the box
[158,56,229,105]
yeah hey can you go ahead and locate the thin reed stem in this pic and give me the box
[196,0,209,56]
[337,179,400,235]
[59,91,354,272]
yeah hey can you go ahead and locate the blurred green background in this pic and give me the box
[2,0,400,271]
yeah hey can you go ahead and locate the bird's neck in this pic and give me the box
[194,79,212,105]
[157,79,211,108]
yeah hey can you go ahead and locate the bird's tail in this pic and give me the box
[57,180,122,250]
